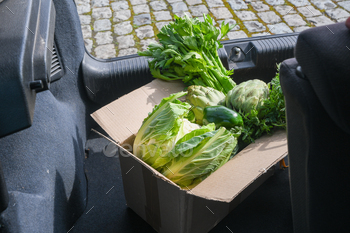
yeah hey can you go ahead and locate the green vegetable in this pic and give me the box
[203,106,243,129]
[225,79,269,114]
[138,14,236,94]
[133,92,200,167]
[186,85,226,124]
[162,125,237,188]
[239,65,286,145]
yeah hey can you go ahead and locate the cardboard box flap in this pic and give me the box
[91,79,186,143]
[190,130,287,202]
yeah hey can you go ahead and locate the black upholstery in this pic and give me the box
[280,22,350,233]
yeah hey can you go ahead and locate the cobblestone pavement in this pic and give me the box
[75,0,350,59]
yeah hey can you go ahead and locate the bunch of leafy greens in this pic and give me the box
[138,14,236,94]
[161,124,237,189]
[239,65,286,146]
[133,92,200,166]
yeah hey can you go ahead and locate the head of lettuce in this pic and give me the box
[133,91,238,189]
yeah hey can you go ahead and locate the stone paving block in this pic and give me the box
[176,11,192,17]
[197,17,216,24]
[251,1,270,12]
[218,19,240,30]
[92,7,112,19]
[326,8,350,20]
[111,1,129,11]
[186,0,202,5]
[206,0,225,8]
[91,0,109,7]
[95,44,116,59]
[118,48,138,57]
[243,21,266,32]
[140,38,158,51]
[227,30,248,39]
[171,2,189,13]
[113,10,131,22]
[267,23,293,34]
[307,15,334,26]
[265,0,284,6]
[336,17,348,22]
[94,19,111,31]
[293,26,311,32]
[133,14,152,25]
[130,0,147,5]
[154,11,173,21]
[79,15,91,25]
[210,7,233,19]
[252,32,271,37]
[76,2,91,14]
[189,5,209,17]
[311,0,336,10]
[288,0,310,7]
[114,21,133,35]
[95,31,113,45]
[235,11,258,21]
[135,25,155,39]
[274,5,296,15]
[258,11,281,24]
[284,14,307,27]
[81,25,92,39]
[156,21,171,30]
[84,39,93,53]
[297,6,322,18]
[227,0,248,10]
[150,1,168,10]
[167,0,183,3]
[339,1,350,12]
[133,4,150,14]
[117,35,135,49]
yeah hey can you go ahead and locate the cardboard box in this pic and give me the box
[91,79,288,233]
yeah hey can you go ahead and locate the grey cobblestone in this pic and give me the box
[228,0,248,10]
[154,11,173,20]
[134,4,150,14]
[189,5,209,16]
[297,6,322,17]
[111,1,129,11]
[92,0,109,7]
[265,0,284,5]
[284,14,307,27]
[210,7,233,19]
[172,2,189,13]
[167,0,183,3]
[307,15,334,26]
[274,5,296,15]
[81,25,92,39]
[130,0,147,5]
[118,48,138,57]
[252,32,271,37]
[84,39,93,53]
[288,0,310,7]
[311,0,336,10]
[267,23,293,34]
[117,35,135,49]
[133,14,152,25]
[95,44,116,59]
[244,21,266,32]
[338,1,350,12]
[176,11,192,17]
[206,0,225,8]
[186,0,202,5]
[113,10,131,22]
[76,2,90,14]
[92,7,112,19]
[218,19,240,30]
[95,31,113,45]
[235,11,257,20]
[135,25,155,39]
[150,1,168,10]
[227,30,248,39]
[79,15,91,25]
[114,21,133,35]
[140,38,158,51]
[156,21,171,30]
[258,11,282,24]
[251,1,270,12]
[94,19,112,31]
[325,8,350,20]
[293,26,311,32]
